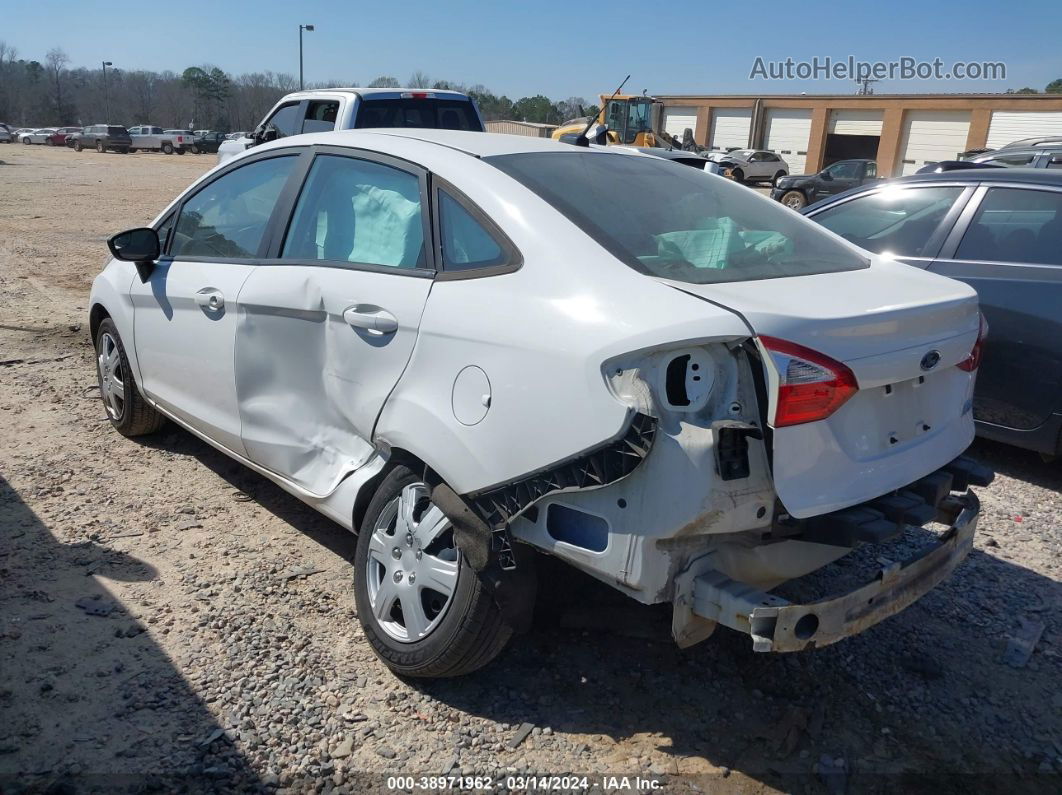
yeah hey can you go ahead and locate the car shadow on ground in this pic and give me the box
[0,474,262,793]
[127,426,1061,794]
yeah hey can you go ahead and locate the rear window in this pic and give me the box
[486,152,868,284]
[107,126,127,135]
[354,99,480,131]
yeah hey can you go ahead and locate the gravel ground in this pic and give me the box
[1,144,1060,794]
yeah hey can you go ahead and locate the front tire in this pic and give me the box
[781,190,807,209]
[95,319,164,437]
[354,466,513,678]
[730,167,744,183]
[74,140,83,152]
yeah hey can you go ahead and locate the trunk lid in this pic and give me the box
[663,259,980,518]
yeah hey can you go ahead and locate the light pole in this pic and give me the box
[298,25,315,90]
[102,61,113,120]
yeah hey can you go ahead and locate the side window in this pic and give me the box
[281,154,426,269]
[982,152,1035,168]
[263,103,301,139]
[812,186,963,257]
[1048,155,1062,170]
[171,155,296,259]
[302,101,340,133]
[438,191,506,271]
[826,161,860,179]
[954,188,1062,266]
[865,162,877,179]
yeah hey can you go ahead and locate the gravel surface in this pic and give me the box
[1,145,1060,794]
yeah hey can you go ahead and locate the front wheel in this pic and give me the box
[730,167,744,183]
[353,466,515,678]
[781,190,807,210]
[95,318,165,437]
[74,140,83,151]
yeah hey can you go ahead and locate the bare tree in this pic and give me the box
[368,75,400,88]
[408,70,431,88]
[45,47,70,123]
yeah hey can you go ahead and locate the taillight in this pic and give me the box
[760,336,858,427]
[957,313,986,372]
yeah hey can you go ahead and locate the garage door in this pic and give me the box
[708,108,752,153]
[663,106,698,140]
[897,110,971,176]
[986,111,1062,149]
[828,110,883,136]
[763,108,812,176]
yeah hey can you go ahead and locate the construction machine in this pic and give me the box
[552,78,663,148]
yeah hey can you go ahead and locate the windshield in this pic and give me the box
[354,98,480,131]
[486,152,869,285]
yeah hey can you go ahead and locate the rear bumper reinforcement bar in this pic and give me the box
[692,491,980,652]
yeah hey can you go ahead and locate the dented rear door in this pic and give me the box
[233,149,435,495]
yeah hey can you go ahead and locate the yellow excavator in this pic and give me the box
[551,76,663,148]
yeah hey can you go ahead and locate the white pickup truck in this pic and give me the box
[217,87,485,163]
[127,125,192,155]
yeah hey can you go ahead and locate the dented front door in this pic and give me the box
[233,150,435,495]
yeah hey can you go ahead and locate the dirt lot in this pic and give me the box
[1,144,1061,794]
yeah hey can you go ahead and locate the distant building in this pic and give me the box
[485,120,558,138]
[656,93,1062,176]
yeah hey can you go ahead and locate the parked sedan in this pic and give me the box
[803,169,1062,457]
[716,149,790,184]
[19,128,57,145]
[772,159,879,209]
[90,130,989,677]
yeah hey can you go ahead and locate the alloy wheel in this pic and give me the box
[97,332,126,420]
[365,483,460,643]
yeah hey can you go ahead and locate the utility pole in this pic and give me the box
[102,61,112,120]
[299,24,315,90]
[855,76,879,95]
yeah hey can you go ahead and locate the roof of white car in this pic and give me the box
[279,87,472,100]
[280,128,617,158]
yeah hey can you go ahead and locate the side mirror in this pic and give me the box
[108,227,160,282]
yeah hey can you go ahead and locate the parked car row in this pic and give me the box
[5,123,236,155]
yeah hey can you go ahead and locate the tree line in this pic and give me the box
[0,43,598,131]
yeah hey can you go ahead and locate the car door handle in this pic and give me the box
[343,305,399,334]
[195,288,225,312]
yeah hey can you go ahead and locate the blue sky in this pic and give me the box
[6,0,1061,100]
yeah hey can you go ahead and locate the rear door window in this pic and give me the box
[954,187,1062,265]
[810,186,963,257]
[303,101,340,133]
[980,152,1036,167]
[281,154,427,269]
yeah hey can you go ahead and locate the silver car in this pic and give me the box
[720,149,791,185]
[19,128,57,145]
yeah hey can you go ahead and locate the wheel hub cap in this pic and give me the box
[365,483,460,643]
[97,332,126,420]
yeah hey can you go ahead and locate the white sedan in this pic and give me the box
[90,130,990,677]
[19,128,57,144]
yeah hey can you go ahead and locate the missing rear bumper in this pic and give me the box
[691,491,979,652]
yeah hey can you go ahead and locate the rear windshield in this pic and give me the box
[486,152,869,284]
[354,99,481,131]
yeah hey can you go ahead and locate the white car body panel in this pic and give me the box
[234,265,432,495]
[130,259,255,454]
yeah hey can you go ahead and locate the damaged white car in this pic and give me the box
[90,130,992,678]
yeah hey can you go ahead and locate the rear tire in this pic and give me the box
[96,141,104,153]
[95,319,165,437]
[772,170,787,186]
[175,147,185,155]
[353,466,514,678]
[781,190,807,209]
[128,148,137,153]
[162,142,174,155]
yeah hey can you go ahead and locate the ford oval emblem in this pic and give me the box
[920,350,942,371]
